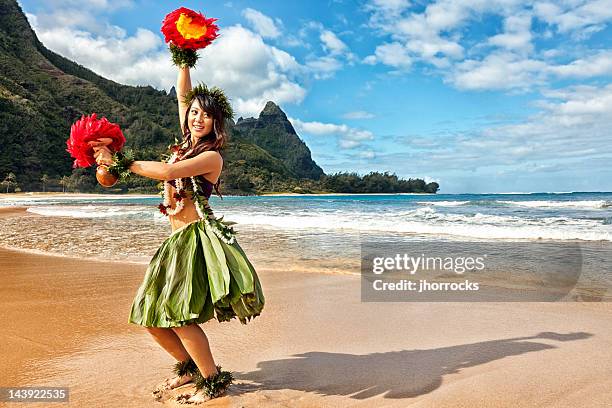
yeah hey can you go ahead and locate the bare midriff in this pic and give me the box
[166,182,202,232]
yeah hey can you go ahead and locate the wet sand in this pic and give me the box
[1,209,612,407]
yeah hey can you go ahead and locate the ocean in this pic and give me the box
[1,192,611,299]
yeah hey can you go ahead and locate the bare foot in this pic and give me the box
[175,391,216,405]
[175,384,230,404]
[152,374,193,399]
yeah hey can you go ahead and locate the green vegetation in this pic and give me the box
[321,172,439,194]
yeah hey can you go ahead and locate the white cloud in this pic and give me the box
[449,50,612,91]
[448,53,548,91]
[339,139,361,148]
[487,13,533,54]
[320,29,348,56]
[195,25,306,116]
[395,13,465,64]
[548,50,612,78]
[342,111,375,119]
[368,0,410,13]
[289,117,375,149]
[531,84,612,122]
[32,23,168,85]
[27,7,127,36]
[364,42,412,70]
[242,8,282,39]
[41,0,133,10]
[356,150,377,159]
[300,22,355,78]
[305,56,344,79]
[327,82,612,192]
[533,0,612,35]
[364,0,612,92]
[28,9,308,118]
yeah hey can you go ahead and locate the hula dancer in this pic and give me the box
[92,67,264,403]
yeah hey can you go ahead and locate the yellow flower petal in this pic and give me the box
[176,13,207,39]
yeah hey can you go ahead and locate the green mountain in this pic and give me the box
[0,0,438,195]
[234,102,324,180]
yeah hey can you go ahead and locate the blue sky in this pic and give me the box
[18,0,612,193]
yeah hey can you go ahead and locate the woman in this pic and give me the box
[92,66,264,404]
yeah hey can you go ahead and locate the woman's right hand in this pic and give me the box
[88,138,113,148]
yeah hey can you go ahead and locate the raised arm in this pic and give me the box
[177,67,192,132]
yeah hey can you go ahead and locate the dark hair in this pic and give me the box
[176,93,229,197]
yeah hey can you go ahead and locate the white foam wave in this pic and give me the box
[417,201,469,207]
[500,200,612,209]
[14,196,612,241]
[0,194,154,203]
[26,205,152,218]
[222,208,611,241]
[416,199,611,209]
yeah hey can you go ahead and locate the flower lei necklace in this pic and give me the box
[158,151,188,216]
[158,149,236,244]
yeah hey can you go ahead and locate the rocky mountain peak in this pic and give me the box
[260,101,286,119]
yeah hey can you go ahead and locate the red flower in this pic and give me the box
[173,189,188,201]
[158,203,168,215]
[161,7,219,50]
[66,113,125,168]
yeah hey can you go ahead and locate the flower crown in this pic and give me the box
[183,83,234,120]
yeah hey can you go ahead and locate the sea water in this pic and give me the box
[0,192,611,294]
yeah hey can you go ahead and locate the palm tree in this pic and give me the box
[59,176,70,193]
[41,174,49,192]
[2,172,17,193]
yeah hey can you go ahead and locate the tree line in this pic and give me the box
[2,170,439,195]
[320,171,439,193]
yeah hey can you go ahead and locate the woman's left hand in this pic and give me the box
[93,146,113,166]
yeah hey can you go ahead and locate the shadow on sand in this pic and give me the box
[236,332,591,400]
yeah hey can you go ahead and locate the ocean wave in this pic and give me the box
[417,201,469,207]
[418,200,512,208]
[499,200,612,209]
[26,205,154,219]
[0,194,155,203]
[34,203,585,241]
[417,199,612,209]
[222,209,611,241]
[12,195,612,241]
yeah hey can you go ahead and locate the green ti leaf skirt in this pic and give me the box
[128,219,265,327]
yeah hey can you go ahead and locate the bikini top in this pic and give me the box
[167,175,214,199]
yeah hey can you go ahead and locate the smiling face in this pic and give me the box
[187,98,214,140]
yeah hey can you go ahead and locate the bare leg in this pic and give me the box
[172,324,218,377]
[172,324,225,404]
[146,327,191,361]
[146,327,194,394]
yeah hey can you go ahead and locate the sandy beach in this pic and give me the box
[1,207,612,407]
